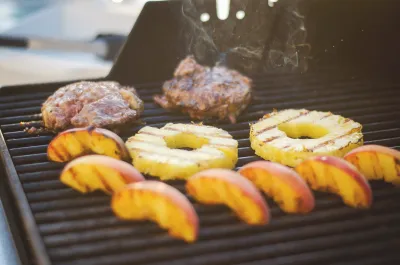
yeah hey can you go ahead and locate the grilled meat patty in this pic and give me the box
[154,56,252,123]
[42,81,144,131]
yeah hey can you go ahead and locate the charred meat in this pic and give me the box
[42,81,144,131]
[154,56,252,123]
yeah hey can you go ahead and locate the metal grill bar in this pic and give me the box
[53,229,400,265]
[235,239,400,265]
[0,71,399,265]
[34,189,399,236]
[44,207,399,248]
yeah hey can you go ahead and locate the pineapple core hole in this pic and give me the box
[278,123,329,139]
[165,133,209,151]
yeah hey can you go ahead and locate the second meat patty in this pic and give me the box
[154,56,253,124]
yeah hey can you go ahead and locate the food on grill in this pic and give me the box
[344,145,400,185]
[112,181,199,243]
[238,161,315,214]
[41,81,144,131]
[47,127,130,162]
[186,169,270,225]
[60,155,145,194]
[125,123,238,180]
[295,156,372,208]
[153,56,252,124]
[249,109,363,167]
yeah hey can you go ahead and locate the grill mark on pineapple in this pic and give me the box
[138,132,164,138]
[343,118,353,124]
[280,144,294,150]
[261,111,278,120]
[162,127,232,138]
[209,143,237,148]
[129,139,166,147]
[138,131,234,144]
[255,110,310,136]
[263,136,282,143]
[130,148,220,162]
[319,112,333,120]
[352,138,363,148]
[131,138,236,148]
[308,131,355,151]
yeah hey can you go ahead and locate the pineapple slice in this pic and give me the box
[125,123,238,180]
[250,109,363,167]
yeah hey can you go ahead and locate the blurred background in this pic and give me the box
[0,0,160,86]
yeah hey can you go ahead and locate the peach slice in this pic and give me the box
[47,127,130,162]
[60,155,145,194]
[112,181,199,243]
[344,145,400,185]
[186,169,270,225]
[295,156,372,208]
[239,161,315,214]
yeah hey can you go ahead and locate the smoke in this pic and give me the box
[180,0,220,65]
[265,1,311,73]
[179,0,310,74]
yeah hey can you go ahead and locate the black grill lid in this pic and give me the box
[1,0,400,265]
[108,0,400,84]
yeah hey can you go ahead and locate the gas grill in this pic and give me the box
[1,0,400,265]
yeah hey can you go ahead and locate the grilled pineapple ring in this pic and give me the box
[126,123,239,180]
[250,109,363,167]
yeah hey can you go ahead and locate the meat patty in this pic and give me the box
[42,81,144,131]
[153,56,252,124]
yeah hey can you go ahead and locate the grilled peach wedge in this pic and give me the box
[186,169,270,225]
[295,156,372,208]
[112,181,199,243]
[239,161,315,214]
[48,127,130,162]
[60,155,145,194]
[344,145,400,185]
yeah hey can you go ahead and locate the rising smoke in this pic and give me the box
[180,0,310,75]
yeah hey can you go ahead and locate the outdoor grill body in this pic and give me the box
[0,0,400,265]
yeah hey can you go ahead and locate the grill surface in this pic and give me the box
[1,70,400,265]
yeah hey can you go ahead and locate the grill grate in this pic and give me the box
[1,71,400,265]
